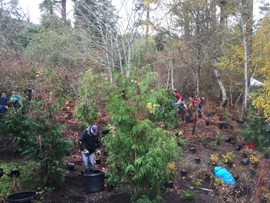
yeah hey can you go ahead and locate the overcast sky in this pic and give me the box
[19,0,267,25]
[19,0,74,24]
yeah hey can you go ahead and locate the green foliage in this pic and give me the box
[0,98,72,187]
[75,68,111,127]
[0,160,40,197]
[150,89,178,129]
[179,189,198,200]
[216,132,225,143]
[101,67,183,202]
[240,114,270,148]
[263,147,270,155]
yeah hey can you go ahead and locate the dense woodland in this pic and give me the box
[1,0,270,202]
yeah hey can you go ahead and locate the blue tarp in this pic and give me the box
[214,166,235,185]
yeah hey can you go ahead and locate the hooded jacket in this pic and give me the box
[79,126,101,154]
[214,166,235,185]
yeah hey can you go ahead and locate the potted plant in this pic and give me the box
[180,160,188,177]
[211,154,219,166]
[263,147,270,159]
[200,136,206,147]
[250,154,260,169]
[222,152,235,168]
[166,162,176,188]
[260,186,270,203]
[215,132,224,145]
[194,135,201,164]
[232,164,242,182]
[249,166,257,178]
[242,146,252,158]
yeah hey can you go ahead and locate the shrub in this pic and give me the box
[0,98,73,187]
[103,67,183,202]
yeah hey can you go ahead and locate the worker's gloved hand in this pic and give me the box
[84,149,89,156]
[96,149,101,155]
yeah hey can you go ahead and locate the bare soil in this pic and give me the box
[0,111,264,203]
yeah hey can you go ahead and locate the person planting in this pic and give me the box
[9,91,23,114]
[79,125,101,173]
[24,88,35,101]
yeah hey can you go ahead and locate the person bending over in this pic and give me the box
[79,125,101,173]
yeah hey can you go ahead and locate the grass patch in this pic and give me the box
[0,160,40,197]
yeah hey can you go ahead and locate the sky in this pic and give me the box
[19,0,74,24]
[19,0,268,25]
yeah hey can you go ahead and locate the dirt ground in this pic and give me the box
[0,111,265,203]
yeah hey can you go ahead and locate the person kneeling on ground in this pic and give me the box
[79,125,101,173]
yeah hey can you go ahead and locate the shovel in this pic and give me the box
[189,186,213,192]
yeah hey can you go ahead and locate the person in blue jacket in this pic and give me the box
[0,93,8,115]
[213,166,235,185]
[1,93,7,106]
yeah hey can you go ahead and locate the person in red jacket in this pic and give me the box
[174,90,186,108]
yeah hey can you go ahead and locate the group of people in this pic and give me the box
[0,91,23,114]
[173,90,204,113]
[0,88,35,115]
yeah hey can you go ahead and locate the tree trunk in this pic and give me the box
[146,3,150,51]
[183,0,189,40]
[171,58,174,90]
[213,62,227,106]
[61,0,66,21]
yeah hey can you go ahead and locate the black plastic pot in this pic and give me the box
[180,171,187,177]
[250,170,256,178]
[194,157,200,164]
[260,199,267,203]
[226,162,233,168]
[101,129,110,137]
[0,168,3,178]
[265,154,269,159]
[225,138,231,143]
[6,191,38,203]
[190,146,196,154]
[186,116,190,123]
[10,168,20,178]
[231,126,233,130]
[242,153,248,158]
[232,118,235,121]
[219,123,223,129]
[234,176,239,182]
[242,186,251,195]
[241,158,249,166]
[219,117,222,121]
[253,163,259,169]
[236,120,240,124]
[235,145,242,151]
[223,124,228,129]
[107,184,114,192]
[211,163,217,167]
[166,181,174,188]
[177,142,182,147]
[66,163,75,170]
[96,159,101,165]
[84,170,104,193]
[206,121,210,126]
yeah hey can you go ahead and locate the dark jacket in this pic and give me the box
[1,96,7,106]
[79,126,101,154]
